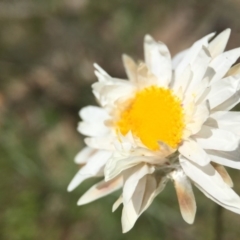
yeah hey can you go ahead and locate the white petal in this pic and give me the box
[144,35,172,86]
[80,150,111,175]
[92,81,103,100]
[85,136,114,151]
[206,148,240,170]
[92,76,136,107]
[130,175,156,215]
[68,150,111,192]
[186,101,210,135]
[194,125,239,151]
[121,199,139,233]
[207,75,240,110]
[113,142,132,153]
[67,170,93,192]
[79,106,108,123]
[136,62,160,89]
[208,29,231,58]
[135,175,159,213]
[175,49,211,103]
[194,77,210,105]
[206,111,240,136]
[99,83,135,108]
[212,89,240,112]
[122,164,155,204]
[211,162,233,187]
[104,155,139,181]
[172,49,188,70]
[179,138,210,166]
[184,47,211,96]
[171,169,196,224]
[104,153,164,181]
[122,54,137,83]
[112,195,123,212]
[74,147,95,164]
[94,70,107,83]
[175,32,215,78]
[77,177,122,205]
[172,65,192,93]
[78,121,109,137]
[180,156,240,214]
[121,174,159,233]
[93,63,111,82]
[194,182,240,214]
[209,48,240,83]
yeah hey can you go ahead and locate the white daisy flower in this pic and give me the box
[68,29,240,233]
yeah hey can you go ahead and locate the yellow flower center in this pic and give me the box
[117,86,185,151]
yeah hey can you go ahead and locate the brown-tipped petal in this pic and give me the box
[77,176,122,206]
[212,162,233,187]
[172,170,196,224]
[122,54,138,83]
[112,195,123,212]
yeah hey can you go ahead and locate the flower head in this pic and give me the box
[68,29,240,233]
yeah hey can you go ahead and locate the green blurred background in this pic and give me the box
[1,0,240,239]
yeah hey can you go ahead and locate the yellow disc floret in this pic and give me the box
[116,86,185,151]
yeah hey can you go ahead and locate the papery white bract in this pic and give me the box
[68,29,240,233]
